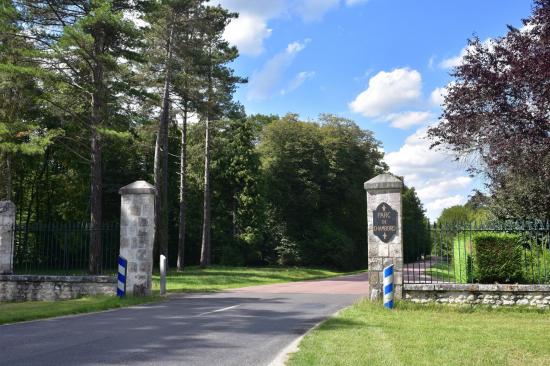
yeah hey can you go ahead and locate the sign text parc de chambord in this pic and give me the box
[372,202,398,243]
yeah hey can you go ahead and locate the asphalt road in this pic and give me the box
[0,273,368,366]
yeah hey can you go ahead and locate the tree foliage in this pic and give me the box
[402,186,431,263]
[0,1,429,271]
[428,0,550,219]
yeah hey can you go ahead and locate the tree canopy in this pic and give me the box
[428,0,550,219]
[0,1,430,271]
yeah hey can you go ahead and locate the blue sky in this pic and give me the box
[215,0,533,220]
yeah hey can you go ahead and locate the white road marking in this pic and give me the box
[197,304,240,317]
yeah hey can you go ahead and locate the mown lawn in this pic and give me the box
[1,266,354,325]
[426,262,458,282]
[152,265,354,292]
[0,295,158,325]
[288,300,550,366]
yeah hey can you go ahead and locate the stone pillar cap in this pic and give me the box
[364,173,403,191]
[0,201,16,213]
[119,180,156,195]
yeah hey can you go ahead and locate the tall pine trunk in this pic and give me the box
[89,32,104,275]
[89,96,103,274]
[177,107,188,271]
[200,115,211,267]
[154,21,174,264]
[200,58,213,268]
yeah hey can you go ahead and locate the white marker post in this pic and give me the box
[383,264,394,309]
[160,254,167,296]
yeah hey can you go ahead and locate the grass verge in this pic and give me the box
[151,265,356,292]
[0,295,158,325]
[288,300,550,366]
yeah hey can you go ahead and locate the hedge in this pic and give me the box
[472,233,524,283]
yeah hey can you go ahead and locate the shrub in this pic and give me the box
[310,224,356,271]
[472,233,523,283]
[275,237,302,266]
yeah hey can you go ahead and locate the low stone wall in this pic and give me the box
[404,283,550,308]
[0,275,116,302]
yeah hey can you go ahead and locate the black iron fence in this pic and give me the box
[404,220,550,284]
[12,222,120,275]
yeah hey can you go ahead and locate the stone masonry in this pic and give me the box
[364,174,404,301]
[119,181,156,296]
[404,283,550,309]
[0,201,15,274]
[0,275,116,302]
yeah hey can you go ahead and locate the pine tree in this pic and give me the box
[195,4,244,267]
[16,0,148,274]
[0,1,61,201]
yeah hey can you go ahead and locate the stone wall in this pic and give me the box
[404,283,550,309]
[0,275,116,302]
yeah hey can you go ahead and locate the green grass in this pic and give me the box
[0,295,158,325]
[152,265,355,292]
[425,262,457,282]
[288,300,550,366]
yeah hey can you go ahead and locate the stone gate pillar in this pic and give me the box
[0,201,15,274]
[364,174,403,301]
[119,181,156,296]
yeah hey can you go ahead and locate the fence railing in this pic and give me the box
[404,220,550,285]
[12,222,120,275]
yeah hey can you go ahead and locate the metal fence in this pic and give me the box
[404,220,550,284]
[12,222,120,275]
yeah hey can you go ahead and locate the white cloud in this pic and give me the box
[430,86,448,106]
[349,68,422,118]
[218,0,373,54]
[222,17,270,57]
[345,0,369,6]
[223,14,272,56]
[295,0,340,22]
[416,177,472,202]
[425,196,466,215]
[385,111,433,129]
[281,71,316,95]
[439,48,466,69]
[384,128,475,220]
[216,0,285,56]
[247,39,310,100]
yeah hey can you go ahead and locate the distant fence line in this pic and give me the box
[405,220,550,285]
[12,222,120,275]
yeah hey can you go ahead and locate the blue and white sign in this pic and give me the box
[117,256,127,297]
[383,264,394,309]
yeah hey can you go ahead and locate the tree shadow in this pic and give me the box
[1,292,362,366]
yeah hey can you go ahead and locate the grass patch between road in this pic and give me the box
[288,300,550,366]
[0,295,159,325]
[152,265,356,292]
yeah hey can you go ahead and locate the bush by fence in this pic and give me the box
[473,233,524,283]
[406,220,550,285]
